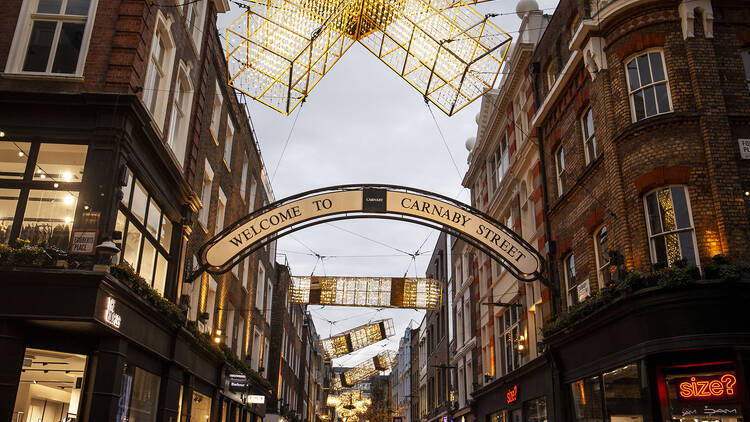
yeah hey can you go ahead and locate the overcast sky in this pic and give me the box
[217,0,559,369]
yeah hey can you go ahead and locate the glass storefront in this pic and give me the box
[12,347,88,422]
[190,391,212,422]
[523,398,547,422]
[116,364,161,422]
[0,140,87,250]
[569,363,646,422]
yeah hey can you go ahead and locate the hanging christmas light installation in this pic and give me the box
[320,319,396,359]
[331,350,397,390]
[225,0,512,115]
[290,276,442,310]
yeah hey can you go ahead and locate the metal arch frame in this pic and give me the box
[191,184,546,283]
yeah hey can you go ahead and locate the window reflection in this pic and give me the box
[118,168,172,295]
[0,188,20,244]
[33,143,87,182]
[0,141,30,179]
[20,190,78,249]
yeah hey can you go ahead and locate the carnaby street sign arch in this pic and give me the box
[195,184,544,282]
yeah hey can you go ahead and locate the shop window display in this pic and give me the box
[524,398,547,422]
[12,348,88,422]
[190,391,211,422]
[117,168,173,295]
[116,364,161,422]
[0,140,87,250]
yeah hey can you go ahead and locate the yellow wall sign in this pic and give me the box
[199,186,543,281]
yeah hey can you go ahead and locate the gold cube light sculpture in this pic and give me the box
[226,0,511,115]
[289,276,442,310]
[320,319,396,359]
[332,350,397,390]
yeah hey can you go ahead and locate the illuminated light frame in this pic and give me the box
[320,319,396,359]
[677,374,738,400]
[290,276,442,310]
[332,351,397,390]
[226,0,512,115]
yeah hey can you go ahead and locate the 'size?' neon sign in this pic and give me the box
[678,374,737,400]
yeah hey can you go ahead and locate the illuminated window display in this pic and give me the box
[0,140,87,249]
[117,168,173,294]
[12,348,87,422]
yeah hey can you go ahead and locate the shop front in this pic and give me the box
[547,282,750,421]
[475,356,553,422]
[0,267,268,422]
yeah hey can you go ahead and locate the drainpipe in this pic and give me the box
[530,61,561,316]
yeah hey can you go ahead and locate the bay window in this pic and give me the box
[644,186,698,267]
[6,0,98,76]
[117,169,174,295]
[626,50,672,122]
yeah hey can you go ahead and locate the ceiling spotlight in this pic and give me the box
[18,151,24,157]
[745,191,749,197]
[62,171,73,182]
[0,130,5,137]
[53,183,59,188]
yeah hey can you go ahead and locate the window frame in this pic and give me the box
[210,81,224,143]
[554,145,566,197]
[198,159,213,231]
[642,185,700,268]
[182,0,206,53]
[742,49,750,91]
[5,0,100,77]
[581,106,597,165]
[223,118,234,171]
[625,49,673,123]
[142,10,176,130]
[166,61,194,168]
[563,253,577,307]
[118,169,174,294]
[593,225,610,289]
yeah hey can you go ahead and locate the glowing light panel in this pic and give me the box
[332,351,397,390]
[290,276,442,309]
[320,319,396,359]
[226,0,511,115]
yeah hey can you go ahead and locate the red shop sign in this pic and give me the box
[506,385,518,404]
[677,374,737,401]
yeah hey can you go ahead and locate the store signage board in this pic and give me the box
[247,395,266,404]
[506,385,518,404]
[677,374,737,401]
[739,139,750,159]
[104,297,121,329]
[228,374,248,392]
[200,186,543,282]
[69,230,97,255]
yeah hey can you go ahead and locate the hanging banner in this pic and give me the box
[199,186,543,281]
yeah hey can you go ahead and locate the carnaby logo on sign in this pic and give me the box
[362,188,387,212]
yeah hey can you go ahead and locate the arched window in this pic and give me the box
[643,186,698,267]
